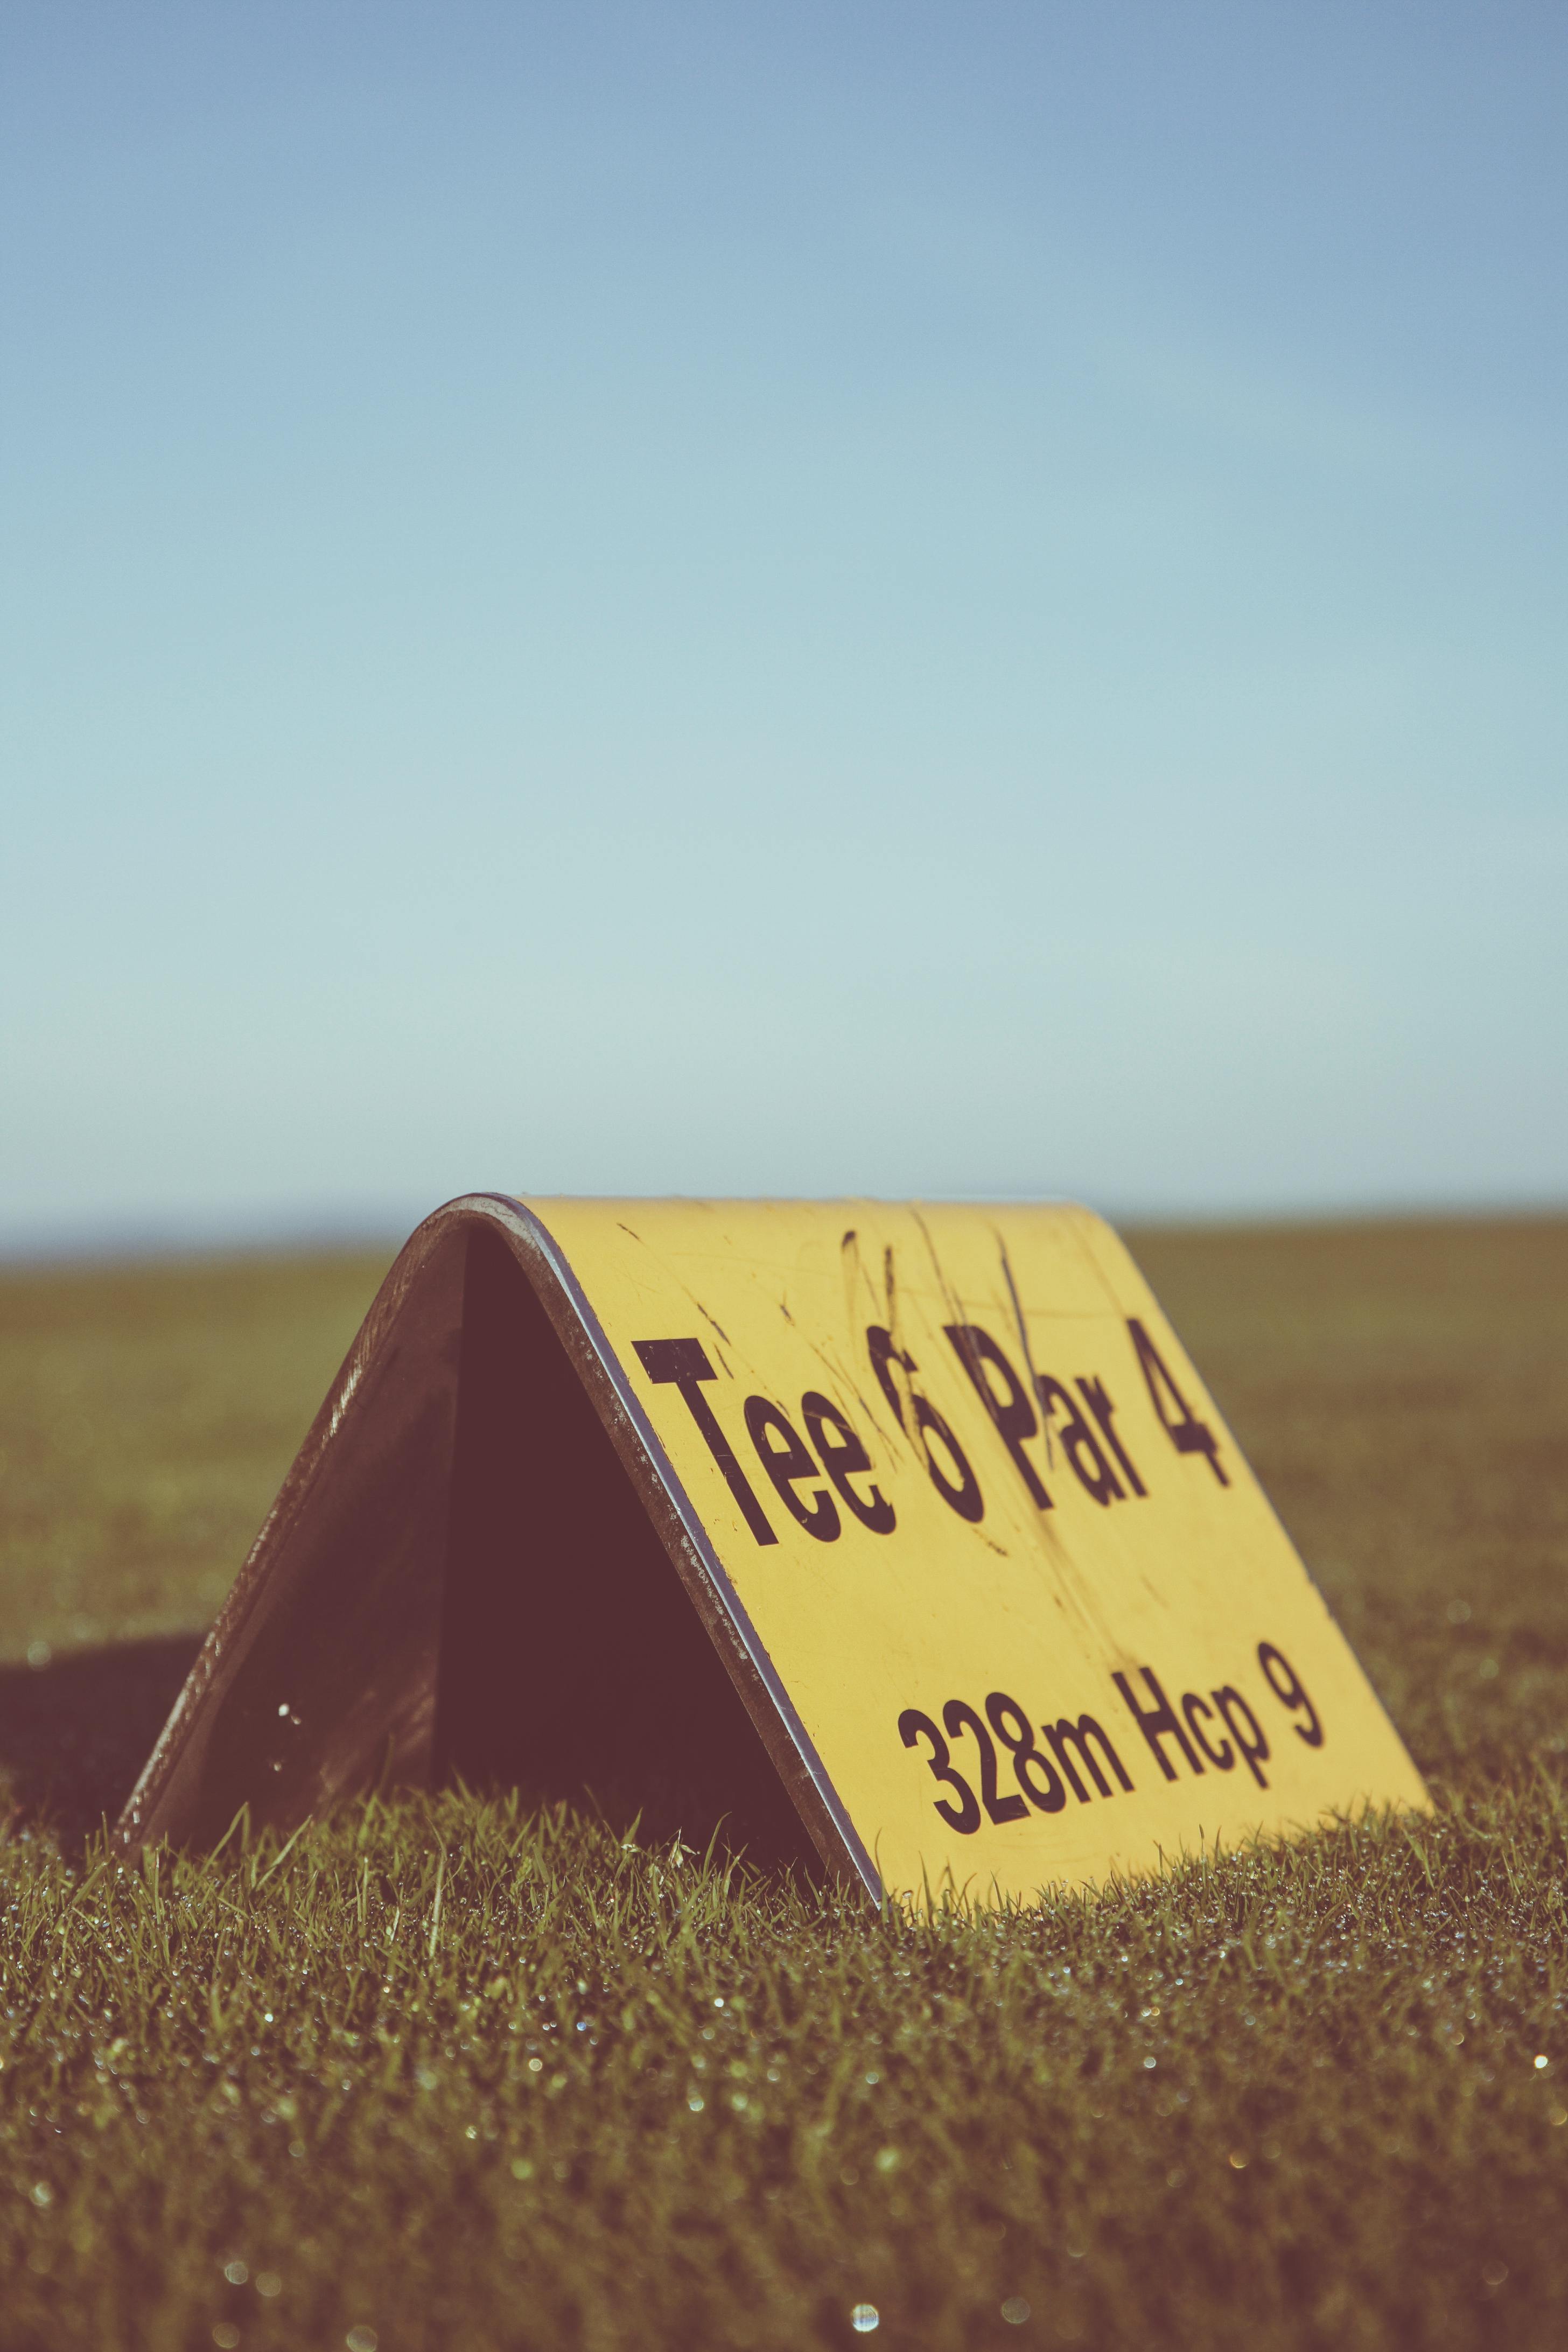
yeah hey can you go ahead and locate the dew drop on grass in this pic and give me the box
[850,2306,879,2333]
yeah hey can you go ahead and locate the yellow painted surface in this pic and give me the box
[526,1198,1430,1903]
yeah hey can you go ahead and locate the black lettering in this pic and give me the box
[1126,1319,1229,1487]
[800,1392,895,1534]
[1257,1642,1325,1746]
[1212,1686,1270,1787]
[743,1397,840,1541]
[633,1338,776,1545]
[1042,1714,1135,1800]
[985,1693,1068,1811]
[899,1709,982,1835]
[1112,1667,1204,1781]
[1181,1691,1235,1771]
[867,1326,984,1523]
[1035,1375,1121,1507]
[942,1700,1028,1824]
[944,1325,1052,1509]
[1075,1377,1147,1497]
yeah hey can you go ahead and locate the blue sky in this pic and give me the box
[3,3,1564,1247]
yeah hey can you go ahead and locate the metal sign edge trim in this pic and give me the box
[466,1192,884,1903]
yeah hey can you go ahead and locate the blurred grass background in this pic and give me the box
[0,1219,1564,2350]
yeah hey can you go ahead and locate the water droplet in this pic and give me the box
[1228,2151,1248,2170]
[1002,2298,1031,2325]
[850,2305,880,2334]
[346,2330,379,2352]
[223,2261,248,2285]
[255,2273,281,2299]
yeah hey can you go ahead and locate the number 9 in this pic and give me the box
[1257,1642,1324,1747]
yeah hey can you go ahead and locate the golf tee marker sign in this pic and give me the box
[120,1196,1429,1903]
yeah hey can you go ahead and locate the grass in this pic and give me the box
[1,1217,1565,2351]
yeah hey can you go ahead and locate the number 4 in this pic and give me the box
[1126,1319,1229,1488]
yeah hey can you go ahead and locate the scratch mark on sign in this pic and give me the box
[998,1234,1054,1474]
[328,1359,363,1441]
[840,1227,863,1351]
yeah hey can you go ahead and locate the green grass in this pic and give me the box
[1,1219,1566,2351]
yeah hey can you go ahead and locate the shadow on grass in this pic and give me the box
[0,1636,201,1843]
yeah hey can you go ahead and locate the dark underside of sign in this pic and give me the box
[436,1230,812,1866]
[117,1207,821,1877]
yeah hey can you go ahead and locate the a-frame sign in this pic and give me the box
[118,1196,1428,1902]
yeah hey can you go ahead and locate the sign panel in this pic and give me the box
[526,1196,1429,1906]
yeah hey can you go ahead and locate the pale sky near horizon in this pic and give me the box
[3,3,1564,1250]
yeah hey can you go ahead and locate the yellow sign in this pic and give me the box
[522,1196,1429,1905]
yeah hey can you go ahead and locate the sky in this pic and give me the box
[3,2,1564,1250]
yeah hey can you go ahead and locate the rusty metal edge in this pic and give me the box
[114,1203,468,1848]
[114,1194,881,1903]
